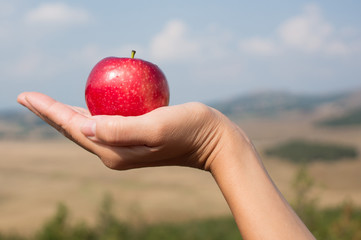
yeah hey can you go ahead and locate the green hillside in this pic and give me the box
[265,139,358,163]
[318,107,361,126]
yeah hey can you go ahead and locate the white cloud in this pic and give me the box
[239,3,360,57]
[24,3,90,26]
[278,3,333,52]
[150,20,200,62]
[239,37,277,56]
[148,20,246,84]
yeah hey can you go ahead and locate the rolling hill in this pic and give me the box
[210,89,360,118]
[0,109,59,140]
[1,88,360,140]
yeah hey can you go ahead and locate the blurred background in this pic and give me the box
[1,1,361,239]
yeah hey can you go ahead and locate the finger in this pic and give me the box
[18,92,43,117]
[17,92,29,107]
[70,106,91,116]
[17,92,164,170]
[82,113,161,147]
[17,92,96,153]
[18,92,60,131]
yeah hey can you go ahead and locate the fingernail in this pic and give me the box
[81,119,96,137]
[17,93,28,107]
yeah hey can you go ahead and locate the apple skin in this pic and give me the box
[85,56,169,116]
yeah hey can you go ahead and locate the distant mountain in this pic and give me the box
[0,109,45,127]
[210,90,359,118]
[0,109,60,140]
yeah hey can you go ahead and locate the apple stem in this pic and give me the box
[131,50,136,59]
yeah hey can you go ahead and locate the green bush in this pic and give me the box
[26,194,240,240]
[318,107,361,126]
[265,139,358,163]
[291,166,361,240]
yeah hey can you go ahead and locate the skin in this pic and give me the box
[17,92,315,240]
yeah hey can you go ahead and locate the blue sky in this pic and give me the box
[1,1,361,110]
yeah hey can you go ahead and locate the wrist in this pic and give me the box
[204,109,256,173]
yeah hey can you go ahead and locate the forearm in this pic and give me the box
[209,125,315,239]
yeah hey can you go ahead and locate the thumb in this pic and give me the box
[81,115,155,146]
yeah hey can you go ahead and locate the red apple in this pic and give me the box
[85,51,169,116]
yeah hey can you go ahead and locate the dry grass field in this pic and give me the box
[0,139,229,235]
[0,107,361,236]
[238,111,361,207]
